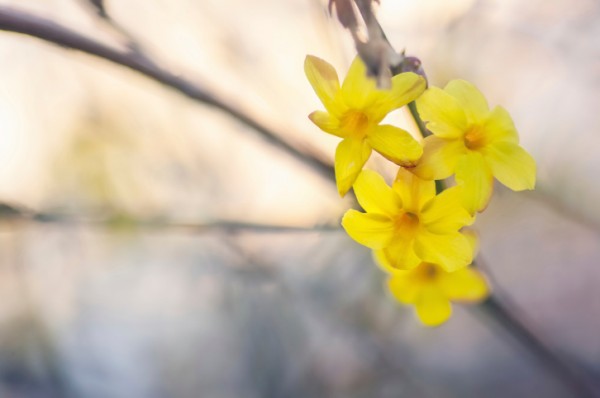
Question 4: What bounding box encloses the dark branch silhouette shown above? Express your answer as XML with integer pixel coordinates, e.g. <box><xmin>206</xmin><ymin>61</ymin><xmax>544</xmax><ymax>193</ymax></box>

<box><xmin>0</xmin><ymin>6</ymin><xmax>335</xmax><ymax>183</ymax></box>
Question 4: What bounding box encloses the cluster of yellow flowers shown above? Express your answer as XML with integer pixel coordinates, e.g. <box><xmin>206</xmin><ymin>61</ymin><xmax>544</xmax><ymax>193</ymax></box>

<box><xmin>305</xmin><ymin>55</ymin><xmax>536</xmax><ymax>326</ymax></box>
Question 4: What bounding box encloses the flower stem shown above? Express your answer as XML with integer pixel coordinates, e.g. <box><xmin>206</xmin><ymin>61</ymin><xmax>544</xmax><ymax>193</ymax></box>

<box><xmin>407</xmin><ymin>101</ymin><xmax>430</xmax><ymax>138</ymax></box>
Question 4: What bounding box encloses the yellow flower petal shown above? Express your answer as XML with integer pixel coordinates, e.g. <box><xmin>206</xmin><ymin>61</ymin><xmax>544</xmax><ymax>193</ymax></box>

<box><xmin>483</xmin><ymin>142</ymin><xmax>536</xmax><ymax>191</ymax></box>
<box><xmin>375</xmin><ymin>236</ymin><xmax>421</xmax><ymax>272</ymax></box>
<box><xmin>341</xmin><ymin>210</ymin><xmax>394</xmax><ymax>249</ymax></box>
<box><xmin>370</xmin><ymin>73</ymin><xmax>426</xmax><ymax>121</ymax></box>
<box><xmin>335</xmin><ymin>138</ymin><xmax>372</xmax><ymax>197</ymax></box>
<box><xmin>420</xmin><ymin>186</ymin><xmax>474</xmax><ymax>233</ymax></box>
<box><xmin>373</xmin><ymin>249</ymin><xmax>393</xmax><ymax>273</ymax></box>
<box><xmin>410</xmin><ymin>135</ymin><xmax>466</xmax><ymax>180</ymax></box>
<box><xmin>416</xmin><ymin>86</ymin><xmax>468</xmax><ymax>139</ymax></box>
<box><xmin>308</xmin><ymin>111</ymin><xmax>344</xmax><ymax>137</ymax></box>
<box><xmin>393</xmin><ymin>168</ymin><xmax>436</xmax><ymax>214</ymax></box>
<box><xmin>444</xmin><ymin>80</ymin><xmax>489</xmax><ymax>122</ymax></box>
<box><xmin>373</xmin><ymin>250</ymin><xmax>395</xmax><ymax>274</ymax></box>
<box><xmin>415</xmin><ymin>287</ymin><xmax>452</xmax><ymax>326</ymax></box>
<box><xmin>367</xmin><ymin>125</ymin><xmax>423</xmax><ymax>166</ymax></box>
<box><xmin>462</xmin><ymin>228</ymin><xmax>480</xmax><ymax>258</ymax></box>
<box><xmin>304</xmin><ymin>55</ymin><xmax>342</xmax><ymax>115</ymax></box>
<box><xmin>439</xmin><ymin>267</ymin><xmax>489</xmax><ymax>302</ymax></box>
<box><xmin>353</xmin><ymin>170</ymin><xmax>401</xmax><ymax>216</ymax></box>
<box><xmin>413</xmin><ymin>231</ymin><xmax>473</xmax><ymax>272</ymax></box>
<box><xmin>388</xmin><ymin>273</ymin><xmax>421</xmax><ymax>304</ymax></box>
<box><xmin>455</xmin><ymin>151</ymin><xmax>494</xmax><ymax>214</ymax></box>
<box><xmin>340</xmin><ymin>56</ymin><xmax>378</xmax><ymax>110</ymax></box>
<box><xmin>482</xmin><ymin>106</ymin><xmax>519</xmax><ymax>145</ymax></box>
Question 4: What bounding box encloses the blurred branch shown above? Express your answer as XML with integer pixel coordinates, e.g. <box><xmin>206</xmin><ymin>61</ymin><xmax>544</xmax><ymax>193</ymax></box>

<box><xmin>81</xmin><ymin>0</ymin><xmax>108</xmax><ymax>19</ymax></box>
<box><xmin>474</xmin><ymin>256</ymin><xmax>597</xmax><ymax>398</ymax></box>
<box><xmin>406</xmin><ymin>94</ymin><xmax>596</xmax><ymax>397</ymax></box>
<box><xmin>0</xmin><ymin>203</ymin><xmax>340</xmax><ymax>234</ymax></box>
<box><xmin>476</xmin><ymin>296</ymin><xmax>597</xmax><ymax>398</ymax></box>
<box><xmin>0</xmin><ymin>6</ymin><xmax>335</xmax><ymax>182</ymax></box>
<box><xmin>76</xmin><ymin>0</ymin><xmax>159</xmax><ymax>68</ymax></box>
<box><xmin>328</xmin><ymin>0</ymin><xmax>427</xmax><ymax>88</ymax></box>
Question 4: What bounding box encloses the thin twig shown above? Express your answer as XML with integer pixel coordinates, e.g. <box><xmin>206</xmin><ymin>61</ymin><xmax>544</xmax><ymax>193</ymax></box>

<box><xmin>0</xmin><ymin>202</ymin><xmax>340</xmax><ymax>233</ymax></box>
<box><xmin>0</xmin><ymin>6</ymin><xmax>334</xmax><ymax>183</ymax></box>
<box><xmin>476</xmin><ymin>296</ymin><xmax>596</xmax><ymax>397</ymax></box>
<box><xmin>473</xmin><ymin>256</ymin><xmax>597</xmax><ymax>397</ymax></box>
<box><xmin>76</xmin><ymin>0</ymin><xmax>159</xmax><ymax>68</ymax></box>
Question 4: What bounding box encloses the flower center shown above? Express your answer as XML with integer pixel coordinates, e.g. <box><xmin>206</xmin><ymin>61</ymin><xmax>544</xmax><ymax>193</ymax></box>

<box><xmin>417</xmin><ymin>263</ymin><xmax>439</xmax><ymax>281</ymax></box>
<box><xmin>394</xmin><ymin>211</ymin><xmax>420</xmax><ymax>237</ymax></box>
<box><xmin>340</xmin><ymin>110</ymin><xmax>369</xmax><ymax>138</ymax></box>
<box><xmin>464</xmin><ymin>125</ymin><xmax>487</xmax><ymax>150</ymax></box>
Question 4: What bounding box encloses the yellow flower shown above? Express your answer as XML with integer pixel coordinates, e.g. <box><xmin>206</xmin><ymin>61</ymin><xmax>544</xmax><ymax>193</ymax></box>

<box><xmin>387</xmin><ymin>262</ymin><xmax>489</xmax><ymax>326</ymax></box>
<box><xmin>342</xmin><ymin>168</ymin><xmax>475</xmax><ymax>272</ymax></box>
<box><xmin>305</xmin><ymin>55</ymin><xmax>426</xmax><ymax>196</ymax></box>
<box><xmin>411</xmin><ymin>80</ymin><xmax>536</xmax><ymax>214</ymax></box>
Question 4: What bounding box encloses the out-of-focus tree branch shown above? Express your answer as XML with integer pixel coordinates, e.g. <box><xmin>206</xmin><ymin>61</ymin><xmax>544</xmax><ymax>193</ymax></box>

<box><xmin>0</xmin><ymin>6</ymin><xmax>335</xmax><ymax>183</ymax></box>
<box><xmin>328</xmin><ymin>0</ymin><xmax>409</xmax><ymax>88</ymax></box>
<box><xmin>77</xmin><ymin>0</ymin><xmax>158</xmax><ymax>66</ymax></box>
<box><xmin>0</xmin><ymin>203</ymin><xmax>340</xmax><ymax>233</ymax></box>
<box><xmin>82</xmin><ymin>0</ymin><xmax>108</xmax><ymax>19</ymax></box>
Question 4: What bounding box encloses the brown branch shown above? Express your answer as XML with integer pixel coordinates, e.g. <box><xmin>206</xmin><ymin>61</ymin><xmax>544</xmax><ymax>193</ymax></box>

<box><xmin>476</xmin><ymin>296</ymin><xmax>596</xmax><ymax>398</ymax></box>
<box><xmin>0</xmin><ymin>6</ymin><xmax>335</xmax><ymax>183</ymax></box>
<box><xmin>0</xmin><ymin>202</ymin><xmax>341</xmax><ymax>233</ymax></box>
<box><xmin>329</xmin><ymin>0</ymin><xmax>404</xmax><ymax>88</ymax></box>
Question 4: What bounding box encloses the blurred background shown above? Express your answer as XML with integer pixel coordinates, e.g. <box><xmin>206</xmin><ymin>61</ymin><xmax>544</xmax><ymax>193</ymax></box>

<box><xmin>0</xmin><ymin>0</ymin><xmax>598</xmax><ymax>397</ymax></box>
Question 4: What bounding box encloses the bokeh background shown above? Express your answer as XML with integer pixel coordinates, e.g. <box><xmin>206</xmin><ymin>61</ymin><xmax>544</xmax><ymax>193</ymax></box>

<box><xmin>0</xmin><ymin>0</ymin><xmax>598</xmax><ymax>397</ymax></box>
